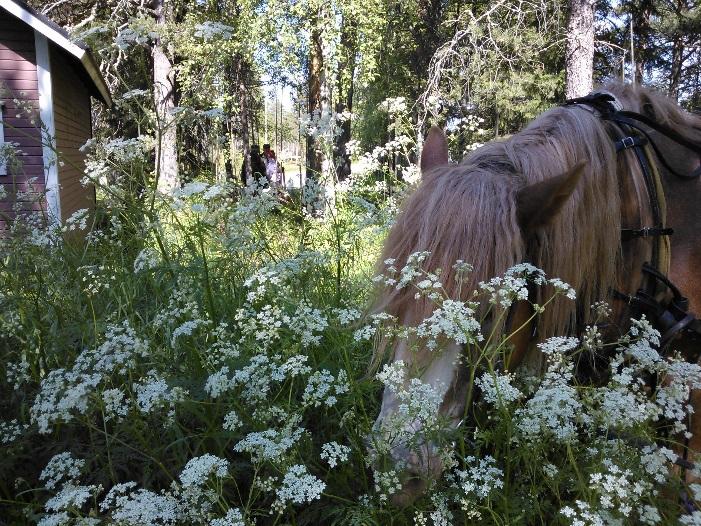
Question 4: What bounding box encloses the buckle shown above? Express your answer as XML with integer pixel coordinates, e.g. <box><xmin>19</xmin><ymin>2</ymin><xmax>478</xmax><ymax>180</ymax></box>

<box><xmin>622</xmin><ymin>136</ymin><xmax>635</xmax><ymax>149</ymax></box>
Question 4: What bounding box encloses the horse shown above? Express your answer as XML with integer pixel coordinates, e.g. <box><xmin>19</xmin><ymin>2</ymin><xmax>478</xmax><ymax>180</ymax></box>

<box><xmin>371</xmin><ymin>83</ymin><xmax>701</xmax><ymax>506</ymax></box>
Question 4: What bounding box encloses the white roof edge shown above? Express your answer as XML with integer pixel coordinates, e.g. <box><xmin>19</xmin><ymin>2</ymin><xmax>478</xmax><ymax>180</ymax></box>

<box><xmin>80</xmin><ymin>53</ymin><xmax>112</xmax><ymax>107</ymax></box>
<box><xmin>1</xmin><ymin>0</ymin><xmax>112</xmax><ymax>107</ymax></box>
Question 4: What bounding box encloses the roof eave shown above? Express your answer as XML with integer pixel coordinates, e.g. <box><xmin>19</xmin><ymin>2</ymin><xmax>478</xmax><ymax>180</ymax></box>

<box><xmin>80</xmin><ymin>52</ymin><xmax>112</xmax><ymax>107</ymax></box>
<box><xmin>1</xmin><ymin>0</ymin><xmax>112</xmax><ymax>107</ymax></box>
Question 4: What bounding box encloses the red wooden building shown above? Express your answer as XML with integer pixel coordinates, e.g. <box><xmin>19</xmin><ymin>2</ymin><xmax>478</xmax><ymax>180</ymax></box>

<box><xmin>0</xmin><ymin>0</ymin><xmax>111</xmax><ymax>230</ymax></box>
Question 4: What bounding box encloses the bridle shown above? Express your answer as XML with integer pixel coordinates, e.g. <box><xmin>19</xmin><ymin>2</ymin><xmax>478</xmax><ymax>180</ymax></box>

<box><xmin>562</xmin><ymin>91</ymin><xmax>701</xmax><ymax>357</ymax></box>
<box><xmin>504</xmin><ymin>92</ymin><xmax>701</xmax><ymax>366</ymax></box>
<box><xmin>496</xmin><ymin>91</ymin><xmax>701</xmax><ymax>490</ymax></box>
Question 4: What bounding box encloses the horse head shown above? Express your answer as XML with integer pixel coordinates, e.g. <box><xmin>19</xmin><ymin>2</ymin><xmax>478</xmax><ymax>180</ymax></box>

<box><xmin>370</xmin><ymin>85</ymin><xmax>701</xmax><ymax>506</ymax></box>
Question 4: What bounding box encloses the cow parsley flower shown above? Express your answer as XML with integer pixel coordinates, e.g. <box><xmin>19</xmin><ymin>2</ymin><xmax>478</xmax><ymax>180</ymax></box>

<box><xmin>516</xmin><ymin>358</ymin><xmax>584</xmax><ymax>442</ymax></box>
<box><xmin>274</xmin><ymin>465</ymin><xmax>326</xmax><ymax>508</ymax></box>
<box><xmin>396</xmin><ymin>251</ymin><xmax>431</xmax><ymax>289</ymax></box>
<box><xmin>680</xmin><ymin>512</ymin><xmax>701</xmax><ymax>525</ymax></box>
<box><xmin>373</xmin><ymin>469</ymin><xmax>402</xmax><ymax>503</ymax></box>
<box><xmin>560</xmin><ymin>501</ymin><xmax>605</xmax><ymax>526</ymax></box>
<box><xmin>171</xmin><ymin>318</ymin><xmax>210</xmax><ymax>346</ymax></box>
<box><xmin>589</xmin><ymin>459</ymin><xmax>648</xmax><ymax>516</ymax></box>
<box><xmin>40</xmin><ymin>453</ymin><xmax>84</xmax><ymax>490</ymax></box>
<box><xmin>133</xmin><ymin>372</ymin><xmax>187</xmax><ymax>422</ymax></box>
<box><xmin>376</xmin><ymin>361</ymin><xmax>406</xmax><ymax>389</ymax></box>
<box><xmin>302</xmin><ymin>369</ymin><xmax>349</xmax><ymax>407</ymax></box>
<box><xmin>320</xmin><ymin>442</ymin><xmax>351</xmax><ymax>468</ymax></box>
<box><xmin>476</xmin><ymin>371</ymin><xmax>523</xmax><ymax>407</ymax></box>
<box><xmin>61</xmin><ymin>208</ymin><xmax>90</xmax><ymax>233</ymax></box>
<box><xmin>6</xmin><ymin>357</ymin><xmax>30</xmax><ymax>390</ymax></box>
<box><xmin>0</xmin><ymin>419</ymin><xmax>27</xmax><ymax>444</ymax></box>
<box><xmin>548</xmin><ymin>278</ymin><xmax>576</xmax><ymax>299</ymax></box>
<box><xmin>234</xmin><ymin>425</ymin><xmax>305</xmax><ymax>463</ymax></box>
<box><xmin>288</xmin><ymin>302</ymin><xmax>328</xmax><ymax>346</ymax></box>
<box><xmin>133</xmin><ymin>247</ymin><xmax>160</xmax><ymax>273</ymax></box>
<box><xmin>416</xmin><ymin>299</ymin><xmax>482</xmax><ymax>349</ymax></box>
<box><xmin>537</xmin><ymin>336</ymin><xmax>579</xmax><ymax>355</ymax></box>
<box><xmin>102</xmin><ymin>388</ymin><xmax>129</xmax><ymax>421</ymax></box>
<box><xmin>333</xmin><ymin>307</ymin><xmax>362</xmax><ymax>325</ymax></box>
<box><xmin>223</xmin><ymin>411</ymin><xmax>241</xmax><ymax>432</ymax></box>
<box><xmin>455</xmin><ymin>456</ymin><xmax>504</xmax><ymax>500</ymax></box>
<box><xmin>101</xmin><ymin>485</ymin><xmax>181</xmax><ymax>524</ymax></box>
<box><xmin>640</xmin><ymin>446</ymin><xmax>675</xmax><ymax>484</ymax></box>
<box><xmin>45</xmin><ymin>483</ymin><xmax>101</xmax><ymax>513</ymax></box>
<box><xmin>638</xmin><ymin>505</ymin><xmax>661</xmax><ymax>525</ymax></box>
<box><xmin>210</xmin><ymin>508</ymin><xmax>245</xmax><ymax>526</ymax></box>
<box><xmin>179</xmin><ymin>454</ymin><xmax>229</xmax><ymax>487</ymax></box>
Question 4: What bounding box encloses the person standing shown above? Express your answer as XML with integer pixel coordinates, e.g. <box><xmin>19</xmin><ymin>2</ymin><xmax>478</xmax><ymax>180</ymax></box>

<box><xmin>263</xmin><ymin>143</ymin><xmax>282</xmax><ymax>187</ymax></box>
<box><xmin>241</xmin><ymin>144</ymin><xmax>268</xmax><ymax>186</ymax></box>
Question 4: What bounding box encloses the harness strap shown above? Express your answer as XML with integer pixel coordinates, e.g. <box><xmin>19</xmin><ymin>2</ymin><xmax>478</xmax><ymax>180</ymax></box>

<box><xmin>621</xmin><ymin>227</ymin><xmax>674</xmax><ymax>241</ymax></box>
<box><xmin>565</xmin><ymin>92</ymin><xmax>701</xmax><ymax>180</ymax></box>
<box><xmin>613</xmin><ymin>263</ymin><xmax>701</xmax><ymax>349</ymax></box>
<box><xmin>563</xmin><ymin>92</ymin><xmax>701</xmax><ymax>355</ymax></box>
<box><xmin>606</xmin><ymin>113</ymin><xmax>701</xmax><ymax>181</ymax></box>
<box><xmin>616</xmin><ymin>135</ymin><xmax>648</xmax><ymax>152</ymax></box>
<box><xmin>615</xmin><ymin>110</ymin><xmax>701</xmax><ymax>159</ymax></box>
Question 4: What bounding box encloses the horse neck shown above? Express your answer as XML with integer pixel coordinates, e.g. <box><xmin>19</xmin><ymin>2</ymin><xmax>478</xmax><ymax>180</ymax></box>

<box><xmin>665</xmin><ymin>174</ymin><xmax>701</xmax><ymax>314</ymax></box>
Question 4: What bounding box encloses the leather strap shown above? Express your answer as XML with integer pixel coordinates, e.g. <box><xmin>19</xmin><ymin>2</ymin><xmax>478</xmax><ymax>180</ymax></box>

<box><xmin>616</xmin><ymin>135</ymin><xmax>648</xmax><ymax>152</ymax></box>
<box><xmin>621</xmin><ymin>227</ymin><xmax>674</xmax><ymax>241</ymax></box>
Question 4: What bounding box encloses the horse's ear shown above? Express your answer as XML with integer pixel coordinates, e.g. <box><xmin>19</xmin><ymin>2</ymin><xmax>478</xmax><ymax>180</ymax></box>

<box><xmin>421</xmin><ymin>126</ymin><xmax>449</xmax><ymax>172</ymax></box>
<box><xmin>516</xmin><ymin>162</ymin><xmax>585</xmax><ymax>233</ymax></box>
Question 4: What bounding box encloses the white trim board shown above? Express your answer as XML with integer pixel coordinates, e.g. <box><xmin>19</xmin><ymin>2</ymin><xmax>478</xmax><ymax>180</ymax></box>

<box><xmin>35</xmin><ymin>31</ymin><xmax>60</xmax><ymax>225</ymax></box>
<box><xmin>0</xmin><ymin>0</ymin><xmax>112</xmax><ymax>106</ymax></box>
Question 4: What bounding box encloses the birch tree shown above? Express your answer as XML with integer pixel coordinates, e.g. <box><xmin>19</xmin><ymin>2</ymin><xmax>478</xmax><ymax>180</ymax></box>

<box><xmin>152</xmin><ymin>0</ymin><xmax>178</xmax><ymax>192</ymax></box>
<box><xmin>565</xmin><ymin>0</ymin><xmax>595</xmax><ymax>99</ymax></box>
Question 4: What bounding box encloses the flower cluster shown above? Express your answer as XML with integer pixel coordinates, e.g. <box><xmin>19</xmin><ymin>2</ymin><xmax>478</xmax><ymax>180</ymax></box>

<box><xmin>193</xmin><ymin>21</ymin><xmax>234</xmax><ymax>40</ymax></box>
<box><xmin>31</xmin><ymin>322</ymin><xmax>149</xmax><ymax>433</ymax></box>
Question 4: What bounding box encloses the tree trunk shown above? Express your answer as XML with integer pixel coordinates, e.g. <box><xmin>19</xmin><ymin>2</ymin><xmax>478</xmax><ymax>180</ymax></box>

<box><xmin>409</xmin><ymin>0</ymin><xmax>444</xmax><ymax>102</ymax></box>
<box><xmin>152</xmin><ymin>0</ymin><xmax>178</xmax><ymax>191</ymax></box>
<box><xmin>565</xmin><ymin>0</ymin><xmax>595</xmax><ymax>99</ymax></box>
<box><xmin>669</xmin><ymin>36</ymin><xmax>684</xmax><ymax>100</ymax></box>
<box><xmin>334</xmin><ymin>17</ymin><xmax>357</xmax><ymax>182</ymax></box>
<box><xmin>632</xmin><ymin>0</ymin><xmax>653</xmax><ymax>84</ymax></box>
<box><xmin>238</xmin><ymin>60</ymin><xmax>252</xmax><ymax>185</ymax></box>
<box><xmin>306</xmin><ymin>22</ymin><xmax>323</xmax><ymax>183</ymax></box>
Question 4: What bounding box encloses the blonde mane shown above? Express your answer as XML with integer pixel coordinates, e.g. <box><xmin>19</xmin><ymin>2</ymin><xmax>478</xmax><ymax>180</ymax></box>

<box><xmin>373</xmin><ymin>84</ymin><xmax>701</xmax><ymax>362</ymax></box>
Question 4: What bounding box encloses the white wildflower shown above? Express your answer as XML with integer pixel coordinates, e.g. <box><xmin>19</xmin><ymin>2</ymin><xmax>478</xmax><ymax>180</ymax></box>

<box><xmin>302</xmin><ymin>369</ymin><xmax>349</xmax><ymax>407</ymax></box>
<box><xmin>233</xmin><ymin>425</ymin><xmax>304</xmax><ymax>463</ymax></box>
<box><xmin>210</xmin><ymin>508</ymin><xmax>245</xmax><ymax>526</ymax></box>
<box><xmin>476</xmin><ymin>371</ymin><xmax>523</xmax><ymax>407</ymax></box>
<box><xmin>40</xmin><ymin>453</ymin><xmax>84</xmax><ymax>490</ymax></box>
<box><xmin>102</xmin><ymin>388</ymin><xmax>129</xmax><ymax>421</ymax></box>
<box><xmin>223</xmin><ymin>411</ymin><xmax>241</xmax><ymax>432</ymax></box>
<box><xmin>179</xmin><ymin>454</ymin><xmax>229</xmax><ymax>487</ymax></box>
<box><xmin>455</xmin><ymin>456</ymin><xmax>504</xmax><ymax>500</ymax></box>
<box><xmin>274</xmin><ymin>465</ymin><xmax>326</xmax><ymax>507</ymax></box>
<box><xmin>320</xmin><ymin>442</ymin><xmax>351</xmax><ymax>468</ymax></box>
